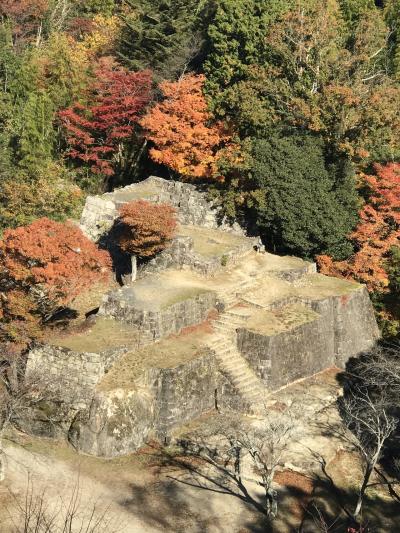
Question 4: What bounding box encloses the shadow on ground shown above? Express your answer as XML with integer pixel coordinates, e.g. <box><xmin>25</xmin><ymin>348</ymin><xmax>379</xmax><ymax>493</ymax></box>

<box><xmin>117</xmin><ymin>443</ymin><xmax>400</xmax><ymax>533</ymax></box>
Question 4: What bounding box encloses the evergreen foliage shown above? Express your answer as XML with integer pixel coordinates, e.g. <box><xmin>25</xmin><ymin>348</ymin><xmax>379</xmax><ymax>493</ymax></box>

<box><xmin>0</xmin><ymin>0</ymin><xmax>398</xmax><ymax>340</ymax></box>
<box><xmin>118</xmin><ymin>0</ymin><xmax>209</xmax><ymax>79</ymax></box>
<box><xmin>252</xmin><ymin>133</ymin><xmax>358</xmax><ymax>259</ymax></box>
<box><xmin>204</xmin><ymin>0</ymin><xmax>288</xmax><ymax>120</ymax></box>
<box><xmin>339</xmin><ymin>0</ymin><xmax>376</xmax><ymax>24</ymax></box>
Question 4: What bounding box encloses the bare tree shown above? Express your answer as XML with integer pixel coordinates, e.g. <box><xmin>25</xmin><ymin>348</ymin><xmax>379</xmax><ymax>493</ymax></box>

<box><xmin>174</xmin><ymin>409</ymin><xmax>295</xmax><ymax>520</ymax></box>
<box><xmin>0</xmin><ymin>355</ymin><xmax>73</xmax><ymax>481</ymax></box>
<box><xmin>8</xmin><ymin>477</ymin><xmax>121</xmax><ymax>533</ymax></box>
<box><xmin>339</xmin><ymin>386</ymin><xmax>397</xmax><ymax>521</ymax></box>
<box><xmin>349</xmin><ymin>343</ymin><xmax>400</xmax><ymax>397</ymax></box>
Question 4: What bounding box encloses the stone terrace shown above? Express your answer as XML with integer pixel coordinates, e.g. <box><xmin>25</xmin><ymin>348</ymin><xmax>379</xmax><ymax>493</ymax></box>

<box><xmin>24</xmin><ymin>178</ymin><xmax>380</xmax><ymax>457</ymax></box>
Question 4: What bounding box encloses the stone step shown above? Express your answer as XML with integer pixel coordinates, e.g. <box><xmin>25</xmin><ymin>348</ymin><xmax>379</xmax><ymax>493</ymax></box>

<box><xmin>215</xmin><ymin>316</ymin><xmax>244</xmax><ymax>326</ymax></box>
<box><xmin>241</xmin><ymin>389</ymin><xmax>263</xmax><ymax>400</ymax></box>
<box><xmin>213</xmin><ymin>325</ymin><xmax>234</xmax><ymax>333</ymax></box>
<box><xmin>236</xmin><ymin>372</ymin><xmax>262</xmax><ymax>384</ymax></box>
<box><xmin>219</xmin><ymin>355</ymin><xmax>247</xmax><ymax>366</ymax></box>
<box><xmin>221</xmin><ymin>365</ymin><xmax>250</xmax><ymax>376</ymax></box>
<box><xmin>224</xmin><ymin>310</ymin><xmax>250</xmax><ymax>319</ymax></box>
<box><xmin>215</xmin><ymin>353</ymin><xmax>238</xmax><ymax>362</ymax></box>
<box><xmin>207</xmin><ymin>315</ymin><xmax>267</xmax><ymax>409</ymax></box>
<box><xmin>235</xmin><ymin>386</ymin><xmax>263</xmax><ymax>399</ymax></box>
<box><xmin>219</xmin><ymin>295</ymin><xmax>238</xmax><ymax>304</ymax></box>
<box><xmin>213</xmin><ymin>324</ymin><xmax>238</xmax><ymax>332</ymax></box>
<box><xmin>220</xmin><ymin>359</ymin><xmax>258</xmax><ymax>378</ymax></box>
<box><xmin>214</xmin><ymin>318</ymin><xmax>239</xmax><ymax>326</ymax></box>
<box><xmin>215</xmin><ymin>349</ymin><xmax>236</xmax><ymax>358</ymax></box>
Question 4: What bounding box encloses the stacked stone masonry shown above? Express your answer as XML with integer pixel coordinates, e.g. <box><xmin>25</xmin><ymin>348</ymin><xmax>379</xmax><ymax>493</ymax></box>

<box><xmin>25</xmin><ymin>178</ymin><xmax>380</xmax><ymax>457</ymax></box>
<box><xmin>80</xmin><ymin>176</ymin><xmax>243</xmax><ymax>242</ymax></box>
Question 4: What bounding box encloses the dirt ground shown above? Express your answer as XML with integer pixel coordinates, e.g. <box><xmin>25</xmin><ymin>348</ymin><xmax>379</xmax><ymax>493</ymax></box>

<box><xmin>0</xmin><ymin>434</ymin><xmax>260</xmax><ymax>533</ymax></box>
<box><xmin>0</xmin><ymin>371</ymin><xmax>398</xmax><ymax>533</ymax></box>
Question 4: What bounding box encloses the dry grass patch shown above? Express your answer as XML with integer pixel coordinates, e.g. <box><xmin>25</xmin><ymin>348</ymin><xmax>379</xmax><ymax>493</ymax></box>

<box><xmin>245</xmin><ymin>303</ymin><xmax>318</xmax><ymax>336</ymax></box>
<box><xmin>177</xmin><ymin>225</ymin><xmax>250</xmax><ymax>258</ymax></box>
<box><xmin>98</xmin><ymin>328</ymin><xmax>212</xmax><ymax>392</ymax></box>
<box><xmin>47</xmin><ymin>317</ymin><xmax>140</xmax><ymax>353</ymax></box>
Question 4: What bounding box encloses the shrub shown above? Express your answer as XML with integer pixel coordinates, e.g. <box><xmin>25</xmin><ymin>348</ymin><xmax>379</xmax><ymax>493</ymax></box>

<box><xmin>0</xmin><ymin>168</ymin><xmax>84</xmax><ymax>233</ymax></box>
<box><xmin>0</xmin><ymin>218</ymin><xmax>111</xmax><ymax>350</ymax></box>
<box><xmin>317</xmin><ymin>163</ymin><xmax>400</xmax><ymax>292</ymax></box>
<box><xmin>117</xmin><ymin>200</ymin><xmax>177</xmax><ymax>258</ymax></box>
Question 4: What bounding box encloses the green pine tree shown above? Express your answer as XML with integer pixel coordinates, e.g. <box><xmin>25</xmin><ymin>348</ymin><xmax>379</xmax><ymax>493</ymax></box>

<box><xmin>204</xmin><ymin>0</ymin><xmax>290</xmax><ymax>118</ymax></box>
<box><xmin>251</xmin><ymin>132</ymin><xmax>359</xmax><ymax>260</ymax></box>
<box><xmin>339</xmin><ymin>0</ymin><xmax>376</xmax><ymax>25</ymax></box>
<box><xmin>118</xmin><ymin>0</ymin><xmax>210</xmax><ymax>79</ymax></box>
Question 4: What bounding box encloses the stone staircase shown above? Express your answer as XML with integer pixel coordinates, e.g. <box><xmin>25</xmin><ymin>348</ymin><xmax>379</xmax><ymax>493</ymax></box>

<box><xmin>217</xmin><ymin>275</ymin><xmax>259</xmax><ymax>309</ymax></box>
<box><xmin>208</xmin><ymin>309</ymin><xmax>266</xmax><ymax>411</ymax></box>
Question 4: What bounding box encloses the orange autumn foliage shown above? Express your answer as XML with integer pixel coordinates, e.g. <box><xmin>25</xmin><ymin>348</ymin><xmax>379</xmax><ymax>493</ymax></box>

<box><xmin>317</xmin><ymin>163</ymin><xmax>400</xmax><ymax>292</ymax></box>
<box><xmin>0</xmin><ymin>218</ymin><xmax>111</xmax><ymax>348</ymax></box>
<box><xmin>117</xmin><ymin>200</ymin><xmax>177</xmax><ymax>258</ymax></box>
<box><xmin>140</xmin><ymin>74</ymin><xmax>237</xmax><ymax>180</ymax></box>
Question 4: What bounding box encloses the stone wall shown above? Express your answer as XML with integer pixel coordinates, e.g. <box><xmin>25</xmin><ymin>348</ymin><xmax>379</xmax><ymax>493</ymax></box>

<box><xmin>25</xmin><ymin>340</ymin><xmax>246</xmax><ymax>457</ymax></box>
<box><xmin>331</xmin><ymin>287</ymin><xmax>380</xmax><ymax>367</ymax></box>
<box><xmin>237</xmin><ymin>287</ymin><xmax>380</xmax><ymax>390</ymax></box>
<box><xmin>24</xmin><ymin>285</ymin><xmax>380</xmax><ymax>457</ymax></box>
<box><xmin>99</xmin><ymin>290</ymin><xmax>217</xmax><ymax>341</ymax></box>
<box><xmin>80</xmin><ymin>196</ymin><xmax>117</xmax><ymax>241</ymax></box>
<box><xmin>139</xmin><ymin>234</ymin><xmax>256</xmax><ymax>278</ymax></box>
<box><xmin>70</xmin><ymin>352</ymin><xmax>226</xmax><ymax>457</ymax></box>
<box><xmin>26</xmin><ymin>345</ymin><xmax>110</xmax><ymax>409</ymax></box>
<box><xmin>155</xmin><ymin>352</ymin><xmax>218</xmax><ymax>437</ymax></box>
<box><xmin>69</xmin><ymin>386</ymin><xmax>158</xmax><ymax>457</ymax></box>
<box><xmin>24</xmin><ymin>343</ymin><xmax>132</xmax><ymax>437</ymax></box>
<box><xmin>80</xmin><ymin>176</ymin><xmax>243</xmax><ymax>241</ymax></box>
<box><xmin>237</xmin><ymin>313</ymin><xmax>335</xmax><ymax>390</ymax></box>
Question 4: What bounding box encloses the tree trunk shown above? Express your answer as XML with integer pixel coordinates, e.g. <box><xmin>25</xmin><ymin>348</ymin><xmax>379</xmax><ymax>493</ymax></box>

<box><xmin>353</xmin><ymin>462</ymin><xmax>374</xmax><ymax>519</ymax></box>
<box><xmin>131</xmin><ymin>255</ymin><xmax>137</xmax><ymax>282</ymax></box>
<box><xmin>266</xmin><ymin>488</ymin><xmax>278</xmax><ymax>518</ymax></box>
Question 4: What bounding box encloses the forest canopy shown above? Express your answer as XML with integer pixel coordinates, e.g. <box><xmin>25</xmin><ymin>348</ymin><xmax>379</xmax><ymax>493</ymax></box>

<box><xmin>0</xmin><ymin>0</ymin><xmax>399</xmax><ymax>337</ymax></box>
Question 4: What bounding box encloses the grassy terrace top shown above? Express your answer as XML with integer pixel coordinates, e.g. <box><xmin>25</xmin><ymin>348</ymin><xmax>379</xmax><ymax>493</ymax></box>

<box><xmin>243</xmin><ymin>272</ymin><xmax>361</xmax><ymax>309</ymax></box>
<box><xmin>244</xmin><ymin>303</ymin><xmax>319</xmax><ymax>336</ymax></box>
<box><xmin>103</xmin><ymin>181</ymin><xmax>160</xmax><ymax>203</ymax></box>
<box><xmin>177</xmin><ymin>225</ymin><xmax>250</xmax><ymax>258</ymax></box>
<box><xmin>112</xmin><ymin>275</ymin><xmax>213</xmax><ymax>312</ymax></box>
<box><xmin>98</xmin><ymin>327</ymin><xmax>211</xmax><ymax>392</ymax></box>
<box><xmin>47</xmin><ymin>318</ymin><xmax>140</xmax><ymax>353</ymax></box>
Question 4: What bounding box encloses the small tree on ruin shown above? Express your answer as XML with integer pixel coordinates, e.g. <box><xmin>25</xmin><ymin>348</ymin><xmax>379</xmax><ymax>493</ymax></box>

<box><xmin>117</xmin><ymin>200</ymin><xmax>177</xmax><ymax>259</ymax></box>
<box><xmin>0</xmin><ymin>217</ymin><xmax>111</xmax><ymax>352</ymax></box>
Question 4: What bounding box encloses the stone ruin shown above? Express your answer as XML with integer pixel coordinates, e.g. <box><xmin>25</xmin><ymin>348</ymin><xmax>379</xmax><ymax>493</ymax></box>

<box><xmin>25</xmin><ymin>176</ymin><xmax>380</xmax><ymax>458</ymax></box>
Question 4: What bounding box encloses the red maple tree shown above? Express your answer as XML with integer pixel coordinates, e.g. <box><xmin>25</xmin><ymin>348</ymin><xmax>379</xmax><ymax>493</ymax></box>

<box><xmin>0</xmin><ymin>218</ymin><xmax>111</xmax><ymax>348</ymax></box>
<box><xmin>317</xmin><ymin>163</ymin><xmax>400</xmax><ymax>291</ymax></box>
<box><xmin>59</xmin><ymin>58</ymin><xmax>153</xmax><ymax>179</ymax></box>
<box><xmin>0</xmin><ymin>0</ymin><xmax>48</xmax><ymax>46</ymax></box>
<box><xmin>117</xmin><ymin>200</ymin><xmax>177</xmax><ymax>258</ymax></box>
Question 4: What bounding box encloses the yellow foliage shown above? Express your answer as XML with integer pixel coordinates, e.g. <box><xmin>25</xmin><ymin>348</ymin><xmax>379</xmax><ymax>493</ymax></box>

<box><xmin>75</xmin><ymin>15</ymin><xmax>121</xmax><ymax>60</ymax></box>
